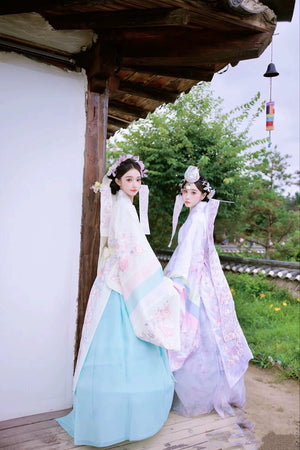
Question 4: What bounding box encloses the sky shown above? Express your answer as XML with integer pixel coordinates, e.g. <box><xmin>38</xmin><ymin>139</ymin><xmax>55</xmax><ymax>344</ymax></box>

<box><xmin>210</xmin><ymin>1</ymin><xmax>299</xmax><ymax>195</ymax></box>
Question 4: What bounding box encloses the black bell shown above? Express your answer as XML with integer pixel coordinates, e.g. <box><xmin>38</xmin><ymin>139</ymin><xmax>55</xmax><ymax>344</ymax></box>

<box><xmin>263</xmin><ymin>63</ymin><xmax>279</xmax><ymax>77</ymax></box>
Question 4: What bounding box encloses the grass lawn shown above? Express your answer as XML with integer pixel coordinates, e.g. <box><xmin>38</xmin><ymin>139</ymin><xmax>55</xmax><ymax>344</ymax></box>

<box><xmin>225</xmin><ymin>272</ymin><xmax>300</xmax><ymax>379</ymax></box>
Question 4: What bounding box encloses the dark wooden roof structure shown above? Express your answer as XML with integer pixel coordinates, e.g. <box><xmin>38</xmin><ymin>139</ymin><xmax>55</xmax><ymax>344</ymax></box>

<box><xmin>0</xmin><ymin>1</ymin><xmax>295</xmax><ymax>139</ymax></box>
<box><xmin>0</xmin><ymin>0</ymin><xmax>295</xmax><ymax>361</ymax></box>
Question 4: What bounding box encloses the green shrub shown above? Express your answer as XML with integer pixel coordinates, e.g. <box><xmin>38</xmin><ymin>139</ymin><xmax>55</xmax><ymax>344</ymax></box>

<box><xmin>226</xmin><ymin>272</ymin><xmax>300</xmax><ymax>378</ymax></box>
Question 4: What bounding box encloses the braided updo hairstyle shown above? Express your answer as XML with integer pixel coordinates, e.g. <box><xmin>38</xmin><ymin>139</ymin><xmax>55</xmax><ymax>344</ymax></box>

<box><xmin>108</xmin><ymin>158</ymin><xmax>142</xmax><ymax>195</ymax></box>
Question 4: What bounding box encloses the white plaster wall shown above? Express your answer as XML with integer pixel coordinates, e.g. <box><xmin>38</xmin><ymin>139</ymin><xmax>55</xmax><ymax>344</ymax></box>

<box><xmin>0</xmin><ymin>53</ymin><xmax>86</xmax><ymax>420</ymax></box>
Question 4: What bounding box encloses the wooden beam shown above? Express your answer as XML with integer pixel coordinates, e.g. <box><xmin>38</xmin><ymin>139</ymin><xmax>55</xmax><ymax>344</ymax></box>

<box><xmin>0</xmin><ymin>0</ymin><xmax>111</xmax><ymax>15</ymax></box>
<box><xmin>78</xmin><ymin>38</ymin><xmax>121</xmax><ymax>87</ymax></box>
<box><xmin>46</xmin><ymin>8</ymin><xmax>194</xmax><ymax>30</ymax></box>
<box><xmin>0</xmin><ymin>0</ymin><xmax>278</xmax><ymax>33</ymax></box>
<box><xmin>108</xmin><ymin>117</ymin><xmax>130</xmax><ymax>129</ymax></box>
<box><xmin>45</xmin><ymin>8</ymin><xmax>274</xmax><ymax>37</ymax></box>
<box><xmin>170</xmin><ymin>0</ymin><xmax>277</xmax><ymax>33</ymax></box>
<box><xmin>107</xmin><ymin>114</ymin><xmax>132</xmax><ymax>125</ymax></box>
<box><xmin>117</xmin><ymin>80</ymin><xmax>179</xmax><ymax>103</ymax></box>
<box><xmin>0</xmin><ymin>1</ymin><xmax>48</xmax><ymax>14</ymax></box>
<box><xmin>75</xmin><ymin>37</ymin><xmax>119</xmax><ymax>363</ymax></box>
<box><xmin>75</xmin><ymin>85</ymin><xmax>108</xmax><ymax>365</ymax></box>
<box><xmin>45</xmin><ymin>6</ymin><xmax>263</xmax><ymax>33</ymax></box>
<box><xmin>119</xmin><ymin>30</ymin><xmax>273</xmax><ymax>66</ymax></box>
<box><xmin>121</xmin><ymin>65</ymin><xmax>214</xmax><ymax>81</ymax></box>
<box><xmin>107</xmin><ymin>124</ymin><xmax>120</xmax><ymax>133</ymax></box>
<box><xmin>108</xmin><ymin>99</ymin><xmax>149</xmax><ymax>120</ymax></box>
<box><xmin>93</xmin><ymin>76</ymin><xmax>180</xmax><ymax>103</ymax></box>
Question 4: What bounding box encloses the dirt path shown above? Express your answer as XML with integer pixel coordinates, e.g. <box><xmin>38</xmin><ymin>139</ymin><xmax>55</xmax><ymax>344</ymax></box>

<box><xmin>244</xmin><ymin>364</ymin><xmax>299</xmax><ymax>449</ymax></box>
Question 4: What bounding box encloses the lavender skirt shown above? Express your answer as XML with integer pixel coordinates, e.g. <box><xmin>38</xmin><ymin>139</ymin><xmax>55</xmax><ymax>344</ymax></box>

<box><xmin>172</xmin><ymin>285</ymin><xmax>246</xmax><ymax>418</ymax></box>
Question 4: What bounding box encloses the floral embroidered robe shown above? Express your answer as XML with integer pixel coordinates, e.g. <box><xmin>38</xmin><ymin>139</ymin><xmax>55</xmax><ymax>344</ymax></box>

<box><xmin>165</xmin><ymin>199</ymin><xmax>253</xmax><ymax>388</ymax></box>
<box><xmin>74</xmin><ymin>189</ymin><xmax>181</xmax><ymax>390</ymax></box>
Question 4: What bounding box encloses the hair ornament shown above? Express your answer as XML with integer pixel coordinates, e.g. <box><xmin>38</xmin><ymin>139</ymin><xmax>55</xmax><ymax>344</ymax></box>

<box><xmin>184</xmin><ymin>165</ymin><xmax>200</xmax><ymax>183</ymax></box>
<box><xmin>207</xmin><ymin>189</ymin><xmax>215</xmax><ymax>200</ymax></box>
<box><xmin>90</xmin><ymin>181</ymin><xmax>102</xmax><ymax>193</ymax></box>
<box><xmin>202</xmin><ymin>180</ymin><xmax>215</xmax><ymax>199</ymax></box>
<box><xmin>107</xmin><ymin>154</ymin><xmax>148</xmax><ymax>178</ymax></box>
<box><xmin>184</xmin><ymin>166</ymin><xmax>215</xmax><ymax>199</ymax></box>
<box><xmin>184</xmin><ymin>165</ymin><xmax>215</xmax><ymax>198</ymax></box>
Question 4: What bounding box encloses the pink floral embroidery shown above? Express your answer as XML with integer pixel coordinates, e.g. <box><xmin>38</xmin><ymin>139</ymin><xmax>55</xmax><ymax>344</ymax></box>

<box><xmin>140</xmin><ymin>302</ymin><xmax>177</xmax><ymax>347</ymax></box>
<box><xmin>134</xmin><ymin>245</ymin><xmax>144</xmax><ymax>254</ymax></box>
<box><xmin>119</xmin><ymin>256</ymin><xmax>129</xmax><ymax>272</ymax></box>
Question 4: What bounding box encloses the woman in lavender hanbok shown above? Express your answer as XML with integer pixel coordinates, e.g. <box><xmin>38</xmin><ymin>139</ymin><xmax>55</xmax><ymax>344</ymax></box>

<box><xmin>165</xmin><ymin>166</ymin><xmax>253</xmax><ymax>418</ymax></box>
<box><xmin>57</xmin><ymin>156</ymin><xmax>181</xmax><ymax>447</ymax></box>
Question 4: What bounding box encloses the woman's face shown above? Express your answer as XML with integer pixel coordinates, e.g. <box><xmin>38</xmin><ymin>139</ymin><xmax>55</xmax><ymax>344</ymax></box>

<box><xmin>181</xmin><ymin>183</ymin><xmax>206</xmax><ymax>210</ymax></box>
<box><xmin>116</xmin><ymin>168</ymin><xmax>142</xmax><ymax>201</ymax></box>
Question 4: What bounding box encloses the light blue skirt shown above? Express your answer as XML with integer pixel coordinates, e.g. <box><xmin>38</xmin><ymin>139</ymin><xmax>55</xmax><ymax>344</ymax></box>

<box><xmin>57</xmin><ymin>290</ymin><xmax>174</xmax><ymax>447</ymax></box>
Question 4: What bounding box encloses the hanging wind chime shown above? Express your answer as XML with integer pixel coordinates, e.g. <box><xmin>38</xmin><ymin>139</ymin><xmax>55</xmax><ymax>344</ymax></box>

<box><xmin>264</xmin><ymin>39</ymin><xmax>279</xmax><ymax>147</ymax></box>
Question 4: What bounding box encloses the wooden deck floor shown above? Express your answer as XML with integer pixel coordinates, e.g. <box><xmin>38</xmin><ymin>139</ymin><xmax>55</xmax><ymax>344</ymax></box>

<box><xmin>0</xmin><ymin>408</ymin><xmax>258</xmax><ymax>450</ymax></box>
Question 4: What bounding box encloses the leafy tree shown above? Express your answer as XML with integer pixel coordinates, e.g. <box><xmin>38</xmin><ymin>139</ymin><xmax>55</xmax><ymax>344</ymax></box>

<box><xmin>244</xmin><ymin>147</ymin><xmax>294</xmax><ymax>191</ymax></box>
<box><xmin>285</xmin><ymin>191</ymin><xmax>300</xmax><ymax>211</ymax></box>
<box><xmin>108</xmin><ymin>83</ymin><xmax>265</xmax><ymax>248</ymax></box>
<box><xmin>239</xmin><ymin>148</ymin><xmax>298</xmax><ymax>258</ymax></box>
<box><xmin>272</xmin><ymin>229</ymin><xmax>300</xmax><ymax>262</ymax></box>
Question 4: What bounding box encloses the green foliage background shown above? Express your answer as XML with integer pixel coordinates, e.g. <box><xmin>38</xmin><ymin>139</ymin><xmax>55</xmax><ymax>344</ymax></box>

<box><xmin>238</xmin><ymin>148</ymin><xmax>299</xmax><ymax>258</ymax></box>
<box><xmin>226</xmin><ymin>273</ymin><xmax>300</xmax><ymax>379</ymax></box>
<box><xmin>108</xmin><ymin>83</ymin><xmax>265</xmax><ymax>248</ymax></box>
<box><xmin>107</xmin><ymin>82</ymin><xmax>299</xmax><ymax>258</ymax></box>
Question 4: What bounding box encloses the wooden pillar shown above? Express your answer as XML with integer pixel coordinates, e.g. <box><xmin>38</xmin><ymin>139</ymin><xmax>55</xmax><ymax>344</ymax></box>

<box><xmin>75</xmin><ymin>81</ymin><xmax>109</xmax><ymax>365</ymax></box>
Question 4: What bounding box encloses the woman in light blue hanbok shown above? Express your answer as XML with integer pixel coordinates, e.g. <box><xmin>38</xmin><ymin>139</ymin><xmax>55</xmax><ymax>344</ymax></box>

<box><xmin>57</xmin><ymin>156</ymin><xmax>181</xmax><ymax>447</ymax></box>
<box><xmin>165</xmin><ymin>166</ymin><xmax>253</xmax><ymax>418</ymax></box>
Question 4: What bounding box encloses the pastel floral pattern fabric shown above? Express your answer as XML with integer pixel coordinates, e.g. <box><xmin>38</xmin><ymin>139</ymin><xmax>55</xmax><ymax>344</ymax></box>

<box><xmin>165</xmin><ymin>200</ymin><xmax>253</xmax><ymax>388</ymax></box>
<box><xmin>74</xmin><ymin>189</ymin><xmax>181</xmax><ymax>390</ymax></box>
